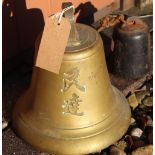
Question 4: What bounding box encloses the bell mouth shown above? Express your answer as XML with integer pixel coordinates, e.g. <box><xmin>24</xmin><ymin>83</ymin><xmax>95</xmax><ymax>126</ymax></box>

<box><xmin>13</xmin><ymin>86</ymin><xmax>131</xmax><ymax>155</ymax></box>
<box><xmin>65</xmin><ymin>23</ymin><xmax>98</xmax><ymax>52</ymax></box>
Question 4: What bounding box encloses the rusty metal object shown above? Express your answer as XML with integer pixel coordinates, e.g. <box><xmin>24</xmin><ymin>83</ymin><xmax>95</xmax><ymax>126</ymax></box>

<box><xmin>96</xmin><ymin>13</ymin><xmax>152</xmax><ymax>96</ymax></box>
<box><xmin>112</xmin><ymin>17</ymin><xmax>151</xmax><ymax>79</ymax></box>
<box><xmin>97</xmin><ymin>14</ymin><xmax>135</xmax><ymax>32</ymax></box>
<box><xmin>97</xmin><ymin>14</ymin><xmax>126</xmax><ymax>32</ymax></box>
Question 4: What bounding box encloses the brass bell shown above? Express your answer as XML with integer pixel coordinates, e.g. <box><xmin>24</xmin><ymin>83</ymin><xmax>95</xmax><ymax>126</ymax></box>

<box><xmin>13</xmin><ymin>7</ymin><xmax>131</xmax><ymax>155</ymax></box>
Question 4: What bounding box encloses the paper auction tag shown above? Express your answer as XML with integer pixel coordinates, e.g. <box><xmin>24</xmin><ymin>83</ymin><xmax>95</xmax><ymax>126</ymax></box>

<box><xmin>35</xmin><ymin>16</ymin><xmax>71</xmax><ymax>74</ymax></box>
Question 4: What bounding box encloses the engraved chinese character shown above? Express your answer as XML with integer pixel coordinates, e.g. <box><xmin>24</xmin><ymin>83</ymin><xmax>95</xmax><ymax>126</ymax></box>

<box><xmin>61</xmin><ymin>67</ymin><xmax>86</xmax><ymax>92</ymax></box>
<box><xmin>62</xmin><ymin>93</ymin><xmax>84</xmax><ymax>116</ymax></box>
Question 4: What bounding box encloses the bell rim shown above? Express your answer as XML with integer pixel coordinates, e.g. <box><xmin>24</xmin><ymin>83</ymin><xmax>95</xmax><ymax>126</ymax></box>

<box><xmin>13</xmin><ymin>87</ymin><xmax>131</xmax><ymax>155</ymax></box>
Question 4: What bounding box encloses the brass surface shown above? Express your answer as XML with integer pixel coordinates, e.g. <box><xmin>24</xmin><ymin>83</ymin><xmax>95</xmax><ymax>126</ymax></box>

<box><xmin>13</xmin><ymin>24</ymin><xmax>131</xmax><ymax>155</ymax></box>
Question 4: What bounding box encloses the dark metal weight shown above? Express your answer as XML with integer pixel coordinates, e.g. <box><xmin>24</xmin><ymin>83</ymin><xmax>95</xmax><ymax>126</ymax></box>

<box><xmin>113</xmin><ymin>18</ymin><xmax>150</xmax><ymax>79</ymax></box>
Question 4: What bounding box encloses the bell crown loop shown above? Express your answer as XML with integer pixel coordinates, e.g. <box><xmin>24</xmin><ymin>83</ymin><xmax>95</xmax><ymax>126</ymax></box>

<box><xmin>61</xmin><ymin>4</ymin><xmax>98</xmax><ymax>52</ymax></box>
<box><xmin>63</xmin><ymin>4</ymin><xmax>80</xmax><ymax>46</ymax></box>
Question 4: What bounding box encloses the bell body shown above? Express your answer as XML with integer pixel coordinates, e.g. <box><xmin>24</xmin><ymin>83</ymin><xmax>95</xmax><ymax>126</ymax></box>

<box><xmin>13</xmin><ymin>24</ymin><xmax>131</xmax><ymax>155</ymax></box>
<box><xmin>113</xmin><ymin>18</ymin><xmax>150</xmax><ymax>79</ymax></box>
